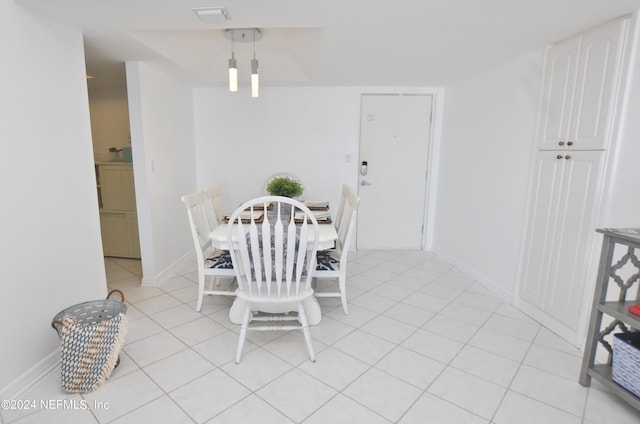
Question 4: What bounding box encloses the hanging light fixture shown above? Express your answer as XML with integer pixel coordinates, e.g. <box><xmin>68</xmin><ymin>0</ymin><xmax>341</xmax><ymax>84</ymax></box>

<box><xmin>251</xmin><ymin>58</ymin><xmax>259</xmax><ymax>97</ymax></box>
<box><xmin>251</xmin><ymin>31</ymin><xmax>259</xmax><ymax>98</ymax></box>
<box><xmin>228</xmin><ymin>35</ymin><xmax>238</xmax><ymax>92</ymax></box>
<box><xmin>224</xmin><ymin>28</ymin><xmax>262</xmax><ymax>96</ymax></box>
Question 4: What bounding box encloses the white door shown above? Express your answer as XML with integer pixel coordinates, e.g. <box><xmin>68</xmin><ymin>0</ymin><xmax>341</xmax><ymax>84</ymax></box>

<box><xmin>544</xmin><ymin>150</ymin><xmax>604</xmax><ymax>329</ymax></box>
<box><xmin>537</xmin><ymin>18</ymin><xmax>627</xmax><ymax>151</ymax></box>
<box><xmin>518</xmin><ymin>151</ymin><xmax>565</xmax><ymax>308</ymax></box>
<box><xmin>518</xmin><ymin>150</ymin><xmax>604</xmax><ymax>333</ymax></box>
<box><xmin>536</xmin><ymin>37</ymin><xmax>580</xmax><ymax>150</ymax></box>
<box><xmin>357</xmin><ymin>94</ymin><xmax>432</xmax><ymax>250</ymax></box>
<box><xmin>569</xmin><ymin>19</ymin><xmax>627</xmax><ymax>151</ymax></box>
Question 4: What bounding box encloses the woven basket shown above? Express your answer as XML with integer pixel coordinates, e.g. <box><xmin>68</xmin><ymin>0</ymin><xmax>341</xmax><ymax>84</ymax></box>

<box><xmin>51</xmin><ymin>290</ymin><xmax>128</xmax><ymax>393</ymax></box>
<box><xmin>612</xmin><ymin>332</ymin><xmax>640</xmax><ymax>398</ymax></box>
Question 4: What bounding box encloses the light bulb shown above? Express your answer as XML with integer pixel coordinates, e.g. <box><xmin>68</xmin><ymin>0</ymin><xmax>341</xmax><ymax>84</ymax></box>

<box><xmin>228</xmin><ymin>54</ymin><xmax>237</xmax><ymax>92</ymax></box>
<box><xmin>251</xmin><ymin>58</ymin><xmax>259</xmax><ymax>98</ymax></box>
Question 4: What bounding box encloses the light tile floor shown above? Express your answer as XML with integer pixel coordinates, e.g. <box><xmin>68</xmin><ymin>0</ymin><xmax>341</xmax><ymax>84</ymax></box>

<box><xmin>3</xmin><ymin>251</ymin><xmax>640</xmax><ymax>423</ymax></box>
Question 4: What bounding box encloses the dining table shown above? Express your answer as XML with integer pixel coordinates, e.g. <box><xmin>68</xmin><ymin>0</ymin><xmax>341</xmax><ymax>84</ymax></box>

<box><xmin>208</xmin><ymin>201</ymin><xmax>337</xmax><ymax>325</ymax></box>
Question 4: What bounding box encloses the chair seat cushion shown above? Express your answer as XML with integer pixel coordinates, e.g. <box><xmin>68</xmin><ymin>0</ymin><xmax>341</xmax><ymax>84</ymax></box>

<box><xmin>316</xmin><ymin>249</ymin><xmax>340</xmax><ymax>271</ymax></box>
<box><xmin>204</xmin><ymin>250</ymin><xmax>233</xmax><ymax>269</ymax></box>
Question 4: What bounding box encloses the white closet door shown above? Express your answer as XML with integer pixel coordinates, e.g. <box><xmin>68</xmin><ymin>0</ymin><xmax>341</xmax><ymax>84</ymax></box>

<box><xmin>544</xmin><ymin>150</ymin><xmax>605</xmax><ymax>329</ymax></box>
<box><xmin>518</xmin><ymin>151</ymin><xmax>566</xmax><ymax>308</ymax></box>
<box><xmin>569</xmin><ymin>19</ymin><xmax>628</xmax><ymax>151</ymax></box>
<box><xmin>518</xmin><ymin>150</ymin><xmax>605</xmax><ymax>335</ymax></box>
<box><xmin>537</xmin><ymin>38</ymin><xmax>580</xmax><ymax>151</ymax></box>
<box><xmin>537</xmin><ymin>18</ymin><xmax>627</xmax><ymax>151</ymax></box>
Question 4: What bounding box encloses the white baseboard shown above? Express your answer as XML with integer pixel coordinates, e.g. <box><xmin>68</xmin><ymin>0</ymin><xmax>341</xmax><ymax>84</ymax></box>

<box><xmin>141</xmin><ymin>251</ymin><xmax>193</xmax><ymax>286</ymax></box>
<box><xmin>516</xmin><ymin>298</ymin><xmax>582</xmax><ymax>348</ymax></box>
<box><xmin>1</xmin><ymin>349</ymin><xmax>59</xmax><ymax>400</ymax></box>
<box><xmin>432</xmin><ymin>249</ymin><xmax>513</xmax><ymax>303</ymax></box>
<box><xmin>1</xmin><ymin>253</ymin><xmax>194</xmax><ymax>400</ymax></box>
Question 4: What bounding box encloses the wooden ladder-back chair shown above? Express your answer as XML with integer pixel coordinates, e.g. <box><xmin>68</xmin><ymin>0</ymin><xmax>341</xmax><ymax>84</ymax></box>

<box><xmin>181</xmin><ymin>190</ymin><xmax>235</xmax><ymax>312</ymax></box>
<box><xmin>314</xmin><ymin>187</ymin><xmax>359</xmax><ymax>314</ymax></box>
<box><xmin>227</xmin><ymin>196</ymin><xmax>320</xmax><ymax>363</ymax></box>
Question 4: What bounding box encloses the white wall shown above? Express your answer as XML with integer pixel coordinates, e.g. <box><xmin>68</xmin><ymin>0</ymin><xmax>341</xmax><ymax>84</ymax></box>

<box><xmin>88</xmin><ymin>85</ymin><xmax>131</xmax><ymax>157</ymax></box>
<box><xmin>433</xmin><ymin>50</ymin><xmax>544</xmax><ymax>299</ymax></box>
<box><xmin>193</xmin><ymin>87</ymin><xmax>361</xmax><ymax>213</ymax></box>
<box><xmin>126</xmin><ymin>62</ymin><xmax>197</xmax><ymax>282</ymax></box>
<box><xmin>600</xmin><ymin>16</ymin><xmax>640</xmax><ymax>227</ymax></box>
<box><xmin>192</xmin><ymin>86</ymin><xmax>441</xmax><ymax>220</ymax></box>
<box><xmin>0</xmin><ymin>0</ymin><xmax>107</xmax><ymax>395</ymax></box>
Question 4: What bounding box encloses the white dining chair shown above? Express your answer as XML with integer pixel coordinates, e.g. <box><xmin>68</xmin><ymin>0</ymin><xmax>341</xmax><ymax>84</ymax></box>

<box><xmin>314</xmin><ymin>187</ymin><xmax>359</xmax><ymax>315</ymax></box>
<box><xmin>181</xmin><ymin>190</ymin><xmax>235</xmax><ymax>312</ymax></box>
<box><xmin>227</xmin><ymin>196</ymin><xmax>320</xmax><ymax>363</ymax></box>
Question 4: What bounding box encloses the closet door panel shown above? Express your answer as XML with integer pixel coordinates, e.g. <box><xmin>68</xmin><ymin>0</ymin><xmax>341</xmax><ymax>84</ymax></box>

<box><xmin>518</xmin><ymin>152</ymin><xmax>565</xmax><ymax>307</ymax></box>
<box><xmin>544</xmin><ymin>151</ymin><xmax>605</xmax><ymax>329</ymax></box>
<box><xmin>537</xmin><ymin>38</ymin><xmax>580</xmax><ymax>150</ymax></box>
<box><xmin>570</xmin><ymin>19</ymin><xmax>627</xmax><ymax>150</ymax></box>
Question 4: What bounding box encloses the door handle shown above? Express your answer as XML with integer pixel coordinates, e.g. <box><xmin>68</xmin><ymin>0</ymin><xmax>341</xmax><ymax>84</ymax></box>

<box><xmin>360</xmin><ymin>180</ymin><xmax>372</xmax><ymax>186</ymax></box>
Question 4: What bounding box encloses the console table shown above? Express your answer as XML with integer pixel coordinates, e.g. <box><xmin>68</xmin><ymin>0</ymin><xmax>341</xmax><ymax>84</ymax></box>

<box><xmin>579</xmin><ymin>228</ymin><xmax>640</xmax><ymax>411</ymax></box>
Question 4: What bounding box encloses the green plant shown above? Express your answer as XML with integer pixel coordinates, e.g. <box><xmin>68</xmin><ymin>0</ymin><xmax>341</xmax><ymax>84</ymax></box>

<box><xmin>266</xmin><ymin>177</ymin><xmax>304</xmax><ymax>198</ymax></box>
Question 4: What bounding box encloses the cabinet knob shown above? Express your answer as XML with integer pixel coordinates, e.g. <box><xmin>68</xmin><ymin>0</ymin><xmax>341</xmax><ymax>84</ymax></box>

<box><xmin>558</xmin><ymin>141</ymin><xmax>565</xmax><ymax>146</ymax></box>
<box><xmin>565</xmin><ymin>155</ymin><xmax>572</xmax><ymax>160</ymax></box>
<box><xmin>557</xmin><ymin>155</ymin><xmax>564</xmax><ymax>159</ymax></box>
<box><xmin>567</xmin><ymin>141</ymin><xmax>574</xmax><ymax>146</ymax></box>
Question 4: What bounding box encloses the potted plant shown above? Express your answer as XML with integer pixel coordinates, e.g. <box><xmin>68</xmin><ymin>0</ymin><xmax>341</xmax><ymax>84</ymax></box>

<box><xmin>266</xmin><ymin>176</ymin><xmax>304</xmax><ymax>198</ymax></box>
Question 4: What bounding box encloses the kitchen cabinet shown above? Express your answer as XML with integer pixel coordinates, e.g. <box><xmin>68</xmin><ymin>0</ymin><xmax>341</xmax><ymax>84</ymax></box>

<box><xmin>579</xmin><ymin>228</ymin><xmax>640</xmax><ymax>412</ymax></box>
<box><xmin>96</xmin><ymin>163</ymin><xmax>140</xmax><ymax>258</ymax></box>
<box><xmin>99</xmin><ymin>211</ymin><xmax>140</xmax><ymax>258</ymax></box>
<box><xmin>537</xmin><ymin>18</ymin><xmax>628</xmax><ymax>151</ymax></box>
<box><xmin>99</xmin><ymin>164</ymin><xmax>136</xmax><ymax>211</ymax></box>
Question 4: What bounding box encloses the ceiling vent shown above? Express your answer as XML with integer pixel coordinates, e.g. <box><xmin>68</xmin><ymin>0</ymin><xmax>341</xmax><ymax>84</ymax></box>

<box><xmin>192</xmin><ymin>7</ymin><xmax>230</xmax><ymax>23</ymax></box>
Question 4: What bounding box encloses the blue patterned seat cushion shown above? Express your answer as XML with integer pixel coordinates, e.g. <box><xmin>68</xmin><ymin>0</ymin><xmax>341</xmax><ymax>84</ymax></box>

<box><xmin>204</xmin><ymin>250</ymin><xmax>233</xmax><ymax>269</ymax></box>
<box><xmin>316</xmin><ymin>249</ymin><xmax>340</xmax><ymax>271</ymax></box>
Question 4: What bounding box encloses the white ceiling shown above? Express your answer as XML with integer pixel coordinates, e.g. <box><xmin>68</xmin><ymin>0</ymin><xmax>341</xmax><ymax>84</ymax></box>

<box><xmin>16</xmin><ymin>0</ymin><xmax>640</xmax><ymax>88</ymax></box>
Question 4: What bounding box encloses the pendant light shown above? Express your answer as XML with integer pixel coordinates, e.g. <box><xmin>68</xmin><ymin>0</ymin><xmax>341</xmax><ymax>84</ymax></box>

<box><xmin>228</xmin><ymin>36</ymin><xmax>238</xmax><ymax>92</ymax></box>
<box><xmin>224</xmin><ymin>28</ymin><xmax>262</xmax><ymax>96</ymax></box>
<box><xmin>251</xmin><ymin>31</ymin><xmax>259</xmax><ymax>98</ymax></box>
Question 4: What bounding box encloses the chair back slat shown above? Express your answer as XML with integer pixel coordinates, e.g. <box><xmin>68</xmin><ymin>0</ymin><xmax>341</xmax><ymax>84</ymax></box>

<box><xmin>261</xmin><ymin>203</ymin><xmax>272</xmax><ymax>292</ymax></box>
<box><xmin>285</xmin><ymin>218</ymin><xmax>297</xmax><ymax>294</ymax></box>
<box><xmin>227</xmin><ymin>196</ymin><xmax>319</xmax><ymax>300</ymax></box>
<box><xmin>235</xmin><ymin>218</ymin><xmax>254</xmax><ymax>295</ymax></box>
<box><xmin>296</xmin><ymin>219</ymin><xmax>310</xmax><ymax>294</ymax></box>
<box><xmin>273</xmin><ymin>204</ymin><xmax>284</xmax><ymax>293</ymax></box>
<box><xmin>248</xmin><ymin>207</ymin><xmax>263</xmax><ymax>296</ymax></box>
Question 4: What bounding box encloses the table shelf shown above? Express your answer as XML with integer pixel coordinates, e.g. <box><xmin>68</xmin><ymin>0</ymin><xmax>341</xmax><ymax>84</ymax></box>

<box><xmin>579</xmin><ymin>228</ymin><xmax>640</xmax><ymax>412</ymax></box>
<box><xmin>587</xmin><ymin>365</ymin><xmax>640</xmax><ymax>410</ymax></box>
<box><xmin>598</xmin><ymin>302</ymin><xmax>640</xmax><ymax>326</ymax></box>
